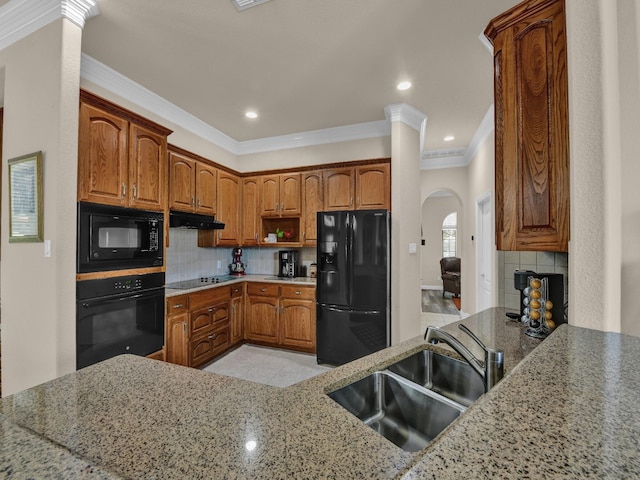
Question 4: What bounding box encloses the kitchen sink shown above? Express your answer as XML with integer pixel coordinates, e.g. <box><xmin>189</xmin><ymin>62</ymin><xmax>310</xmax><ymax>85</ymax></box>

<box><xmin>328</xmin><ymin>371</ymin><xmax>465</xmax><ymax>452</ymax></box>
<box><xmin>387</xmin><ymin>349</ymin><xmax>484</xmax><ymax>407</ymax></box>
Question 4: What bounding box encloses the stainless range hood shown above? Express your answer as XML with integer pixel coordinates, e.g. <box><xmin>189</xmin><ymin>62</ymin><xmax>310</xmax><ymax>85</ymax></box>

<box><xmin>169</xmin><ymin>211</ymin><xmax>225</xmax><ymax>230</ymax></box>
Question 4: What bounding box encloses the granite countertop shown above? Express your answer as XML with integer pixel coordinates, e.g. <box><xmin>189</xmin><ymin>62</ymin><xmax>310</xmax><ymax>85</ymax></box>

<box><xmin>2</xmin><ymin>308</ymin><xmax>640</xmax><ymax>478</ymax></box>
<box><xmin>165</xmin><ymin>273</ymin><xmax>316</xmax><ymax>297</ymax></box>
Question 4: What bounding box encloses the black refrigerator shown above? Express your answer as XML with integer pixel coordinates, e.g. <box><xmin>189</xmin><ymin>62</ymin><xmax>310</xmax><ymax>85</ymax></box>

<box><xmin>316</xmin><ymin>209</ymin><xmax>390</xmax><ymax>365</ymax></box>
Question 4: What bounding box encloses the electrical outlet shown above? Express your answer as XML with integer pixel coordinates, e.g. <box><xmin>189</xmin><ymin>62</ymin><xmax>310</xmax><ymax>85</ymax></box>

<box><xmin>217</xmin><ymin>260</ymin><xmax>222</xmax><ymax>269</ymax></box>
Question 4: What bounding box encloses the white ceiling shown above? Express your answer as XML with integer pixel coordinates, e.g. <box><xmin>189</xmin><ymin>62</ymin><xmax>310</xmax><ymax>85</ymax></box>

<box><xmin>1</xmin><ymin>0</ymin><xmax>521</xmax><ymax>154</ymax></box>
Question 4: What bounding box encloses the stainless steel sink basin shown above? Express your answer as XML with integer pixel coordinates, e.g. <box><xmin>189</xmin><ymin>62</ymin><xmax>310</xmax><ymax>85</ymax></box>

<box><xmin>328</xmin><ymin>371</ymin><xmax>465</xmax><ymax>452</ymax></box>
<box><xmin>387</xmin><ymin>349</ymin><xmax>484</xmax><ymax>407</ymax></box>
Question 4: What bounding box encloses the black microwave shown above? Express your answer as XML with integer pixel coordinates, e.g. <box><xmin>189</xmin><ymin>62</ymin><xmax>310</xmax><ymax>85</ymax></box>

<box><xmin>77</xmin><ymin>202</ymin><xmax>164</xmax><ymax>273</ymax></box>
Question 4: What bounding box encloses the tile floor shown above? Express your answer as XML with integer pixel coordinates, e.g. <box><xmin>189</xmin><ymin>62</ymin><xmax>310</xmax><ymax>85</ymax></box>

<box><xmin>201</xmin><ymin>344</ymin><xmax>333</xmax><ymax>388</ymax></box>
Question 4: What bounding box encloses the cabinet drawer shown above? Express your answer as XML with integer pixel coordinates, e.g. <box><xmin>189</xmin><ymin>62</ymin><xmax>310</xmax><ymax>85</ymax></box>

<box><xmin>280</xmin><ymin>285</ymin><xmax>315</xmax><ymax>300</ymax></box>
<box><xmin>189</xmin><ymin>286</ymin><xmax>229</xmax><ymax>310</ymax></box>
<box><xmin>230</xmin><ymin>283</ymin><xmax>244</xmax><ymax>297</ymax></box>
<box><xmin>190</xmin><ymin>326</ymin><xmax>229</xmax><ymax>367</ymax></box>
<box><xmin>190</xmin><ymin>302</ymin><xmax>229</xmax><ymax>335</ymax></box>
<box><xmin>167</xmin><ymin>295</ymin><xmax>188</xmax><ymax>315</ymax></box>
<box><xmin>247</xmin><ymin>283</ymin><xmax>279</xmax><ymax>297</ymax></box>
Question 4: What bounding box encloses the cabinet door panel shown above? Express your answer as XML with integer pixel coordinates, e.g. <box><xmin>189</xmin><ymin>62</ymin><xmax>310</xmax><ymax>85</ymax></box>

<box><xmin>487</xmin><ymin>0</ymin><xmax>569</xmax><ymax>251</ymax></box>
<box><xmin>169</xmin><ymin>152</ymin><xmax>196</xmax><ymax>212</ymax></box>
<box><xmin>241</xmin><ymin>177</ymin><xmax>260</xmax><ymax>245</ymax></box>
<box><xmin>323</xmin><ymin>168</ymin><xmax>354</xmax><ymax>211</ymax></box>
<box><xmin>356</xmin><ymin>164</ymin><xmax>390</xmax><ymax>210</ymax></box>
<box><xmin>280</xmin><ymin>173</ymin><xmax>301</xmax><ymax>216</ymax></box>
<box><xmin>245</xmin><ymin>295</ymin><xmax>278</xmax><ymax>344</ymax></box>
<box><xmin>129</xmin><ymin>123</ymin><xmax>166</xmax><ymax>211</ymax></box>
<box><xmin>260</xmin><ymin>175</ymin><xmax>280</xmax><ymax>216</ymax></box>
<box><xmin>216</xmin><ymin>172</ymin><xmax>240</xmax><ymax>246</ymax></box>
<box><xmin>78</xmin><ymin>102</ymin><xmax>128</xmax><ymax>206</ymax></box>
<box><xmin>196</xmin><ymin>163</ymin><xmax>217</xmax><ymax>215</ymax></box>
<box><xmin>280</xmin><ymin>298</ymin><xmax>315</xmax><ymax>351</ymax></box>
<box><xmin>302</xmin><ymin>172</ymin><xmax>323</xmax><ymax>245</ymax></box>
<box><xmin>191</xmin><ymin>308</ymin><xmax>215</xmax><ymax>336</ymax></box>
<box><xmin>166</xmin><ymin>313</ymin><xmax>189</xmax><ymax>366</ymax></box>
<box><xmin>230</xmin><ymin>296</ymin><xmax>244</xmax><ymax>345</ymax></box>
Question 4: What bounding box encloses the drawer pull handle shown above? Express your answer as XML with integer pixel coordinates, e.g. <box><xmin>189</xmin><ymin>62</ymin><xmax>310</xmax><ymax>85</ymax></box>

<box><xmin>260</xmin><ymin>288</ymin><xmax>266</xmax><ymax>292</ymax></box>
<box><xmin>209</xmin><ymin>308</ymin><xmax>214</xmax><ymax>312</ymax></box>
<box><xmin>173</xmin><ymin>303</ymin><xmax>184</xmax><ymax>309</ymax></box>
<box><xmin>295</xmin><ymin>291</ymin><xmax>301</xmax><ymax>295</ymax></box>
<box><xmin>208</xmin><ymin>333</ymin><xmax>217</xmax><ymax>340</ymax></box>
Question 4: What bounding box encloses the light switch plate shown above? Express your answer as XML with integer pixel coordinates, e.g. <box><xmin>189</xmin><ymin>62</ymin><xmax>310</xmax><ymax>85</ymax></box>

<box><xmin>409</xmin><ymin>243</ymin><xmax>417</xmax><ymax>254</ymax></box>
<box><xmin>44</xmin><ymin>239</ymin><xmax>51</xmax><ymax>257</ymax></box>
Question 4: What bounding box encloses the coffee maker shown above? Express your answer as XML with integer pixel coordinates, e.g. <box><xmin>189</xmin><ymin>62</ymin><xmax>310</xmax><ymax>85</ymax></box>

<box><xmin>514</xmin><ymin>270</ymin><xmax>565</xmax><ymax>325</ymax></box>
<box><xmin>278</xmin><ymin>250</ymin><xmax>299</xmax><ymax>277</ymax></box>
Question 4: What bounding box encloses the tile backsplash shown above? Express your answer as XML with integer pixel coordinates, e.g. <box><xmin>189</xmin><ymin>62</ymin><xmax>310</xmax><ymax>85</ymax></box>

<box><xmin>498</xmin><ymin>251</ymin><xmax>569</xmax><ymax>312</ymax></box>
<box><xmin>166</xmin><ymin>229</ymin><xmax>316</xmax><ymax>283</ymax></box>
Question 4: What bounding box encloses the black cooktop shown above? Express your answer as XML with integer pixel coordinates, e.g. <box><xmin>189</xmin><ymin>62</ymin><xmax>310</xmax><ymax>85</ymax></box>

<box><xmin>166</xmin><ymin>275</ymin><xmax>236</xmax><ymax>290</ymax></box>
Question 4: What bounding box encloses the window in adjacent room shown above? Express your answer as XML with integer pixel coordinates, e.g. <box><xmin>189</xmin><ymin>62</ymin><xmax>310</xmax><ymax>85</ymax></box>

<box><xmin>442</xmin><ymin>212</ymin><xmax>457</xmax><ymax>257</ymax></box>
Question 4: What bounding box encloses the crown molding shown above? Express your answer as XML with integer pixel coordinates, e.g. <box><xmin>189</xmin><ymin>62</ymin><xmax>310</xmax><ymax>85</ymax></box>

<box><xmin>384</xmin><ymin>103</ymin><xmax>427</xmax><ymax>131</ymax></box>
<box><xmin>0</xmin><ymin>0</ymin><xmax>99</xmax><ymax>51</ymax></box>
<box><xmin>79</xmin><ymin>55</ymin><xmax>494</xmax><ymax>164</ymax></box>
<box><xmin>81</xmin><ymin>53</ymin><xmax>239</xmax><ymax>154</ymax></box>
<box><xmin>237</xmin><ymin>120</ymin><xmax>390</xmax><ymax>155</ymax></box>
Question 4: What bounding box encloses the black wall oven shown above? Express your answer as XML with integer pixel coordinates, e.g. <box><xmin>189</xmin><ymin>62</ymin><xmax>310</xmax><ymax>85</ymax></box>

<box><xmin>76</xmin><ymin>272</ymin><xmax>165</xmax><ymax>369</ymax></box>
<box><xmin>77</xmin><ymin>202</ymin><xmax>163</xmax><ymax>273</ymax></box>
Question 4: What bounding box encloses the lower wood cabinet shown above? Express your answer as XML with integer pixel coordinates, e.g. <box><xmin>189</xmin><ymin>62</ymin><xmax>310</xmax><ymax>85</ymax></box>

<box><xmin>166</xmin><ymin>286</ymin><xmax>236</xmax><ymax>369</ymax></box>
<box><xmin>166</xmin><ymin>281</ymin><xmax>316</xmax><ymax>368</ymax></box>
<box><xmin>245</xmin><ymin>282</ymin><xmax>316</xmax><ymax>353</ymax></box>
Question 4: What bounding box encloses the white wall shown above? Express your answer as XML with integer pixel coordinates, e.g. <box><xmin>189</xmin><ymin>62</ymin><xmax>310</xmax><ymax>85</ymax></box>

<box><xmin>0</xmin><ymin>19</ymin><xmax>82</xmax><ymax>395</ymax></box>
<box><xmin>421</xmin><ymin>194</ymin><xmax>462</xmax><ymax>286</ymax></box>
<box><xmin>390</xmin><ymin>121</ymin><xmax>422</xmax><ymax>344</ymax></box>
<box><xmin>618</xmin><ymin>0</ymin><xmax>640</xmax><ymax>338</ymax></box>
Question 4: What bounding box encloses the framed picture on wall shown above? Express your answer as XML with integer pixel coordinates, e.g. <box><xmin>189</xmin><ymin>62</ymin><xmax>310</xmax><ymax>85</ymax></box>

<box><xmin>8</xmin><ymin>151</ymin><xmax>43</xmax><ymax>243</ymax></box>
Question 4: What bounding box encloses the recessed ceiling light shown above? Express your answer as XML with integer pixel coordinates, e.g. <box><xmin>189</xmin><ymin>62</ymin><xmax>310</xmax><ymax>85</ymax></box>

<box><xmin>396</xmin><ymin>81</ymin><xmax>412</xmax><ymax>91</ymax></box>
<box><xmin>444</xmin><ymin>135</ymin><xmax>455</xmax><ymax>142</ymax></box>
<box><xmin>245</xmin><ymin>111</ymin><xmax>258</xmax><ymax>119</ymax></box>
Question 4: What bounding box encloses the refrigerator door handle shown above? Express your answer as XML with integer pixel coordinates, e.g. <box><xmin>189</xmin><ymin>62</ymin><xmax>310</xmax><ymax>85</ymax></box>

<box><xmin>319</xmin><ymin>304</ymin><xmax>382</xmax><ymax>316</ymax></box>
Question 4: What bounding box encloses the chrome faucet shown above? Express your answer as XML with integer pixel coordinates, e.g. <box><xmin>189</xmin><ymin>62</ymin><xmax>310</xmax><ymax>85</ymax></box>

<box><xmin>424</xmin><ymin>324</ymin><xmax>504</xmax><ymax>392</ymax></box>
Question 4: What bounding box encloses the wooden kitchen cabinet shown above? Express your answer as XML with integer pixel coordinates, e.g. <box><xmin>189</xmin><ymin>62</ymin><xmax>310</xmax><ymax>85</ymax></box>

<box><xmin>168</xmin><ymin>147</ymin><xmax>217</xmax><ymax>215</ymax></box>
<box><xmin>230</xmin><ymin>284</ymin><xmax>244</xmax><ymax>345</ymax></box>
<box><xmin>166</xmin><ymin>295</ymin><xmax>189</xmax><ymax>366</ymax></box>
<box><xmin>245</xmin><ymin>282</ymin><xmax>316</xmax><ymax>353</ymax></box>
<box><xmin>485</xmin><ymin>0</ymin><xmax>569</xmax><ymax>251</ymax></box>
<box><xmin>198</xmin><ymin>170</ymin><xmax>241</xmax><ymax>247</ymax></box>
<box><xmin>241</xmin><ymin>176</ymin><xmax>260</xmax><ymax>246</ymax></box>
<box><xmin>260</xmin><ymin>173</ymin><xmax>301</xmax><ymax>217</ymax></box>
<box><xmin>78</xmin><ymin>90</ymin><xmax>171</xmax><ymax>211</ymax></box>
<box><xmin>165</xmin><ymin>286</ymin><xmax>234</xmax><ymax>369</ymax></box>
<box><xmin>279</xmin><ymin>285</ymin><xmax>316</xmax><ymax>352</ymax></box>
<box><xmin>323</xmin><ymin>163</ymin><xmax>390</xmax><ymax>212</ymax></box>
<box><xmin>323</xmin><ymin>167</ymin><xmax>354</xmax><ymax>211</ymax></box>
<box><xmin>301</xmin><ymin>171</ymin><xmax>323</xmax><ymax>246</ymax></box>
<box><xmin>245</xmin><ymin>283</ymin><xmax>279</xmax><ymax>344</ymax></box>
<box><xmin>355</xmin><ymin>163</ymin><xmax>390</xmax><ymax>210</ymax></box>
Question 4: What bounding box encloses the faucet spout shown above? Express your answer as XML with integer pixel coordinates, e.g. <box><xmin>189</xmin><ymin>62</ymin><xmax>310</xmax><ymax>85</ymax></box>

<box><xmin>424</xmin><ymin>325</ymin><xmax>504</xmax><ymax>392</ymax></box>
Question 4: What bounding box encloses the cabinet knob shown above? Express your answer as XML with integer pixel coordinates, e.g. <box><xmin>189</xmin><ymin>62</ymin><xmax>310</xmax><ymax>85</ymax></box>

<box><xmin>260</xmin><ymin>288</ymin><xmax>266</xmax><ymax>292</ymax></box>
<box><xmin>173</xmin><ymin>303</ymin><xmax>184</xmax><ymax>309</ymax></box>
<box><xmin>132</xmin><ymin>184</ymin><xmax>137</xmax><ymax>200</ymax></box>
<box><xmin>275</xmin><ymin>203</ymin><xmax>279</xmax><ymax>212</ymax></box>
<box><xmin>197</xmin><ymin>198</ymin><xmax>201</xmax><ymax>207</ymax></box>
<box><xmin>191</xmin><ymin>196</ymin><xmax>195</xmax><ymax>206</ymax></box>
<box><xmin>183</xmin><ymin>322</ymin><xmax>187</xmax><ymax>333</ymax></box>
<box><xmin>281</xmin><ymin>202</ymin><xmax>284</xmax><ymax>212</ymax></box>
<box><xmin>208</xmin><ymin>307</ymin><xmax>215</xmax><ymax>313</ymax></box>
<box><xmin>208</xmin><ymin>333</ymin><xmax>217</xmax><ymax>340</ymax></box>
<box><xmin>121</xmin><ymin>183</ymin><xmax>126</xmax><ymax>199</ymax></box>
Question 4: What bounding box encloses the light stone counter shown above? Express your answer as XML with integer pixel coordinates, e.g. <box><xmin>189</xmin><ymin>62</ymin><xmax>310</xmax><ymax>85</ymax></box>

<box><xmin>165</xmin><ymin>273</ymin><xmax>315</xmax><ymax>297</ymax></box>
<box><xmin>2</xmin><ymin>308</ymin><xmax>639</xmax><ymax>478</ymax></box>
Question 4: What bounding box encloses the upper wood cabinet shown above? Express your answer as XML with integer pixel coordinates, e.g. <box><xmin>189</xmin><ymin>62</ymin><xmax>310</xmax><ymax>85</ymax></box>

<box><xmin>169</xmin><ymin>148</ymin><xmax>217</xmax><ymax>215</ymax></box>
<box><xmin>485</xmin><ymin>0</ymin><xmax>569</xmax><ymax>251</ymax></box>
<box><xmin>301</xmin><ymin>171</ymin><xmax>323</xmax><ymax>246</ymax></box>
<box><xmin>78</xmin><ymin>91</ymin><xmax>171</xmax><ymax>211</ymax></box>
<box><xmin>215</xmin><ymin>171</ymin><xmax>241</xmax><ymax>246</ymax></box>
<box><xmin>355</xmin><ymin>164</ymin><xmax>390</xmax><ymax>210</ymax></box>
<box><xmin>260</xmin><ymin>173</ymin><xmax>301</xmax><ymax>217</ymax></box>
<box><xmin>323</xmin><ymin>163</ymin><xmax>390</xmax><ymax>211</ymax></box>
<box><xmin>241</xmin><ymin>176</ymin><xmax>260</xmax><ymax>246</ymax></box>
